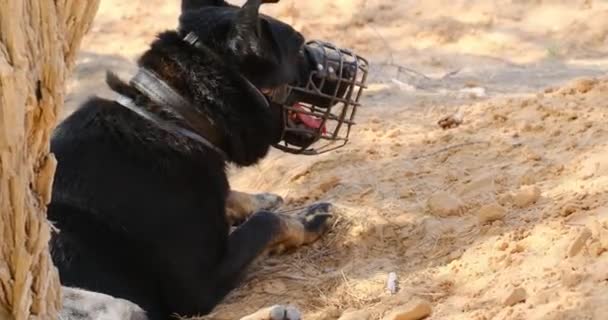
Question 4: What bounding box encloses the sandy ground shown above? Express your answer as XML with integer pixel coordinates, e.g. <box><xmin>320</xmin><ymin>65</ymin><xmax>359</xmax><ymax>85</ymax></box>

<box><xmin>64</xmin><ymin>1</ymin><xmax>608</xmax><ymax>319</ymax></box>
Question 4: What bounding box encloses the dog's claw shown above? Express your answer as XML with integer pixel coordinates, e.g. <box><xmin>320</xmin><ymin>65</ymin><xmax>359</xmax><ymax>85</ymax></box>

<box><xmin>241</xmin><ymin>305</ymin><xmax>301</xmax><ymax>320</ymax></box>
<box><xmin>269</xmin><ymin>305</ymin><xmax>301</xmax><ymax>320</ymax></box>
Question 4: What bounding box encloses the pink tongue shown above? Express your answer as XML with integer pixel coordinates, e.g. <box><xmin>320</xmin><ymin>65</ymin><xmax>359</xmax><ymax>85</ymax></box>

<box><xmin>293</xmin><ymin>104</ymin><xmax>326</xmax><ymax>133</ymax></box>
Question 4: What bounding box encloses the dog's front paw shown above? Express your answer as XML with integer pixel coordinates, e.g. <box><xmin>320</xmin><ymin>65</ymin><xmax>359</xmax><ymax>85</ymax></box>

<box><xmin>298</xmin><ymin>202</ymin><xmax>334</xmax><ymax>239</ymax></box>
<box><xmin>240</xmin><ymin>305</ymin><xmax>301</xmax><ymax>320</ymax></box>
<box><xmin>254</xmin><ymin>193</ymin><xmax>284</xmax><ymax>212</ymax></box>
<box><xmin>268</xmin><ymin>202</ymin><xmax>334</xmax><ymax>255</ymax></box>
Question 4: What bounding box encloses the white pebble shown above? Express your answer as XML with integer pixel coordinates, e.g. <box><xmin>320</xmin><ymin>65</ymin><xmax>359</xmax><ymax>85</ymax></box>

<box><xmin>387</xmin><ymin>272</ymin><xmax>398</xmax><ymax>294</ymax></box>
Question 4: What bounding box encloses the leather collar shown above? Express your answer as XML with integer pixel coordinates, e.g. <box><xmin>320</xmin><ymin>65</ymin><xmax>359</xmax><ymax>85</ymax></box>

<box><xmin>114</xmin><ymin>31</ymin><xmax>271</xmax><ymax>159</ymax></box>
<box><xmin>115</xmin><ymin>68</ymin><xmax>228</xmax><ymax>158</ymax></box>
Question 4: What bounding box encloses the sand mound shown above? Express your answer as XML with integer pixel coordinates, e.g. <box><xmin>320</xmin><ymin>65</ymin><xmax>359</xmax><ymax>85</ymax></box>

<box><xmin>214</xmin><ymin>75</ymin><xmax>608</xmax><ymax>320</ymax></box>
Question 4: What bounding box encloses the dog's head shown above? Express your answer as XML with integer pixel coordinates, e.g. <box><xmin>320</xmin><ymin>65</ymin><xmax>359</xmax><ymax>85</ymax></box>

<box><xmin>126</xmin><ymin>1</ymin><xmax>365</xmax><ymax>164</ymax></box>
<box><xmin>178</xmin><ymin>1</ymin><xmax>368</xmax><ymax>157</ymax></box>
<box><xmin>179</xmin><ymin>0</ymin><xmax>306</xmax><ymax>91</ymax></box>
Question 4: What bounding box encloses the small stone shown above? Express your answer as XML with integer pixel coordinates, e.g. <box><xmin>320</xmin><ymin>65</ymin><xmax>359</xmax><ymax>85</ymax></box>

<box><xmin>60</xmin><ymin>287</ymin><xmax>148</xmax><ymax>320</ymax></box>
<box><xmin>339</xmin><ymin>309</ymin><xmax>371</xmax><ymax>320</ymax></box>
<box><xmin>518</xmin><ymin>169</ymin><xmax>536</xmax><ymax>186</ymax></box>
<box><xmin>588</xmin><ymin>240</ymin><xmax>605</xmax><ymax>257</ymax></box>
<box><xmin>497</xmin><ymin>193</ymin><xmax>512</xmax><ymax>206</ymax></box>
<box><xmin>427</xmin><ymin>192</ymin><xmax>464</xmax><ymax>217</ymax></box>
<box><xmin>512</xmin><ymin>186</ymin><xmax>541</xmax><ymax>208</ymax></box>
<box><xmin>399</xmin><ymin>187</ymin><xmax>415</xmax><ymax>199</ymax></box>
<box><xmin>437</xmin><ymin>112</ymin><xmax>464</xmax><ymax>130</ymax></box>
<box><xmin>503</xmin><ymin>287</ymin><xmax>527</xmax><ymax>306</ymax></box>
<box><xmin>477</xmin><ymin>203</ymin><xmax>506</xmax><ymax>224</ymax></box>
<box><xmin>510</xmin><ymin>243</ymin><xmax>525</xmax><ymax>254</ymax></box>
<box><xmin>561</xmin><ymin>270</ymin><xmax>585</xmax><ymax>288</ymax></box>
<box><xmin>383</xmin><ymin>300</ymin><xmax>432</xmax><ymax>320</ymax></box>
<box><xmin>523</xmin><ymin>147</ymin><xmax>542</xmax><ymax>161</ymax></box>
<box><xmin>318</xmin><ymin>176</ymin><xmax>341</xmax><ymax>193</ymax></box>
<box><xmin>387</xmin><ymin>272</ymin><xmax>398</xmax><ymax>294</ymax></box>
<box><xmin>519</xmin><ymin>121</ymin><xmax>534</xmax><ymax>132</ymax></box>
<box><xmin>317</xmin><ymin>306</ymin><xmax>341</xmax><ymax>320</ymax></box>
<box><xmin>598</xmin><ymin>229</ymin><xmax>608</xmax><ymax>251</ymax></box>
<box><xmin>386</xmin><ymin>129</ymin><xmax>402</xmax><ymax>138</ymax></box>
<box><xmin>560</xmin><ymin>204</ymin><xmax>580</xmax><ymax>217</ymax></box>
<box><xmin>496</xmin><ymin>241</ymin><xmax>509</xmax><ymax>251</ymax></box>
<box><xmin>567</xmin><ymin>227</ymin><xmax>592</xmax><ymax>258</ymax></box>
<box><xmin>457</xmin><ymin>174</ymin><xmax>495</xmax><ymax>197</ymax></box>
<box><xmin>574</xmin><ymin>78</ymin><xmax>597</xmax><ymax>93</ymax></box>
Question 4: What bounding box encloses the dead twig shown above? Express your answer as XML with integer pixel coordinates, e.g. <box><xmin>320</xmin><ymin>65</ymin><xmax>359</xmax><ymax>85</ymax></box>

<box><xmin>381</xmin><ymin>62</ymin><xmax>461</xmax><ymax>81</ymax></box>
<box><xmin>387</xmin><ymin>63</ymin><xmax>431</xmax><ymax>80</ymax></box>
<box><xmin>368</xmin><ymin>25</ymin><xmax>395</xmax><ymax>65</ymax></box>
<box><xmin>365</xmin><ymin>18</ymin><xmax>462</xmax><ymax>92</ymax></box>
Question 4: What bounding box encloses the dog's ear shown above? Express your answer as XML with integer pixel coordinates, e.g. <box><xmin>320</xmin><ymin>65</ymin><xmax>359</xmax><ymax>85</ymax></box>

<box><xmin>181</xmin><ymin>0</ymin><xmax>229</xmax><ymax>12</ymax></box>
<box><xmin>227</xmin><ymin>0</ymin><xmax>279</xmax><ymax>56</ymax></box>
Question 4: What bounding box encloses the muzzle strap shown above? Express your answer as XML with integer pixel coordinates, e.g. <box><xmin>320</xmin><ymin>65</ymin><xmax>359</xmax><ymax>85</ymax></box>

<box><xmin>181</xmin><ymin>31</ymin><xmax>270</xmax><ymax>110</ymax></box>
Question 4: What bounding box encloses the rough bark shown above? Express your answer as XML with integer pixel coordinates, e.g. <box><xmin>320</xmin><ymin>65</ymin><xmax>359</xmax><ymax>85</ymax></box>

<box><xmin>0</xmin><ymin>1</ymin><xmax>100</xmax><ymax>319</ymax></box>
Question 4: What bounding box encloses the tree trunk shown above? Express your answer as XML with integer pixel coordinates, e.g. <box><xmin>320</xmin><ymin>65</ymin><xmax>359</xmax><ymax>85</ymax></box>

<box><xmin>0</xmin><ymin>1</ymin><xmax>100</xmax><ymax>319</ymax></box>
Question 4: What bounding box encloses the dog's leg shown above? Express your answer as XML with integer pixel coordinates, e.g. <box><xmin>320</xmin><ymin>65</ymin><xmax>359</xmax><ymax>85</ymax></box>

<box><xmin>215</xmin><ymin>204</ymin><xmax>332</xmax><ymax>298</ymax></box>
<box><xmin>240</xmin><ymin>305</ymin><xmax>301</xmax><ymax>320</ymax></box>
<box><xmin>226</xmin><ymin>190</ymin><xmax>283</xmax><ymax>225</ymax></box>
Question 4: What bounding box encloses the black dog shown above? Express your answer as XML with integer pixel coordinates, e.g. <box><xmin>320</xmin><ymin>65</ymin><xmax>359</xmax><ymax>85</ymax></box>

<box><xmin>49</xmin><ymin>1</ymin><xmax>333</xmax><ymax>319</ymax></box>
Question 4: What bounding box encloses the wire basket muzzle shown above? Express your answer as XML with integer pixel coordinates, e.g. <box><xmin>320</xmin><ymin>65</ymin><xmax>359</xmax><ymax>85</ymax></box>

<box><xmin>272</xmin><ymin>40</ymin><xmax>369</xmax><ymax>155</ymax></box>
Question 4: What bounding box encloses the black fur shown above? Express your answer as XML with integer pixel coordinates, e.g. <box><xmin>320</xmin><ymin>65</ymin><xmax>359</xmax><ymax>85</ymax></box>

<box><xmin>49</xmin><ymin>1</ymin><xmax>310</xmax><ymax>319</ymax></box>
<box><xmin>181</xmin><ymin>0</ymin><xmax>231</xmax><ymax>12</ymax></box>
